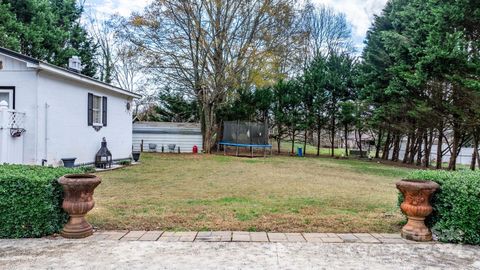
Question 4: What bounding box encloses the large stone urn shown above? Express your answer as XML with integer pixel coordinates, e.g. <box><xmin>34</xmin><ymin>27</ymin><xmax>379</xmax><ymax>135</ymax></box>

<box><xmin>396</xmin><ymin>179</ymin><xmax>439</xmax><ymax>241</ymax></box>
<box><xmin>58</xmin><ymin>174</ymin><xmax>101</xmax><ymax>238</ymax></box>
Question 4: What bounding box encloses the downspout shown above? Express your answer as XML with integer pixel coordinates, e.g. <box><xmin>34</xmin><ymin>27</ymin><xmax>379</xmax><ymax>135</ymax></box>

<box><xmin>44</xmin><ymin>102</ymin><xmax>49</xmax><ymax>165</ymax></box>
<box><xmin>34</xmin><ymin>70</ymin><xmax>40</xmax><ymax>165</ymax></box>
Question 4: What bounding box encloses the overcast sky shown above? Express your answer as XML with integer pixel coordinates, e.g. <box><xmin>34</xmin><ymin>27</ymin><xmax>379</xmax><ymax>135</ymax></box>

<box><xmin>84</xmin><ymin>0</ymin><xmax>388</xmax><ymax>51</ymax></box>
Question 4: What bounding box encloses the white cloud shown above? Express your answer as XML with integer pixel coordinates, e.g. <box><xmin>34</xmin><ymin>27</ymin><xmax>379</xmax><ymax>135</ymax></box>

<box><xmin>84</xmin><ymin>0</ymin><xmax>151</xmax><ymax>19</ymax></box>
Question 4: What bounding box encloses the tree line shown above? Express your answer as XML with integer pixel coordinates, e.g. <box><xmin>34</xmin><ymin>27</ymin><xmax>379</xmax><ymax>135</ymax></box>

<box><xmin>133</xmin><ymin>0</ymin><xmax>479</xmax><ymax>170</ymax></box>
<box><xmin>0</xmin><ymin>0</ymin><xmax>478</xmax><ymax>170</ymax></box>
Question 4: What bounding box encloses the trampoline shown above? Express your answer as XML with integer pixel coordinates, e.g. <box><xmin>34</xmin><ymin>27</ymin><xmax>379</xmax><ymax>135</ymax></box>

<box><xmin>218</xmin><ymin>121</ymin><xmax>272</xmax><ymax>157</ymax></box>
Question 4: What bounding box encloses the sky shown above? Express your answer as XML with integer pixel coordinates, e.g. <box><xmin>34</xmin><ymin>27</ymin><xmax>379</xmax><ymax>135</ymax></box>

<box><xmin>84</xmin><ymin>0</ymin><xmax>388</xmax><ymax>51</ymax></box>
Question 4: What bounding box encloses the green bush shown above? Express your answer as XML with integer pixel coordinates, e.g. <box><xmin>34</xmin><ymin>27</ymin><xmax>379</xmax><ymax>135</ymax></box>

<box><xmin>0</xmin><ymin>165</ymin><xmax>81</xmax><ymax>238</ymax></box>
<box><xmin>399</xmin><ymin>170</ymin><xmax>480</xmax><ymax>245</ymax></box>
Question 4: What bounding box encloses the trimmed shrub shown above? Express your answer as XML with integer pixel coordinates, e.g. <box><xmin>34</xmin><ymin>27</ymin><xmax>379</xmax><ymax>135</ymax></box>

<box><xmin>0</xmin><ymin>165</ymin><xmax>81</xmax><ymax>238</ymax></box>
<box><xmin>399</xmin><ymin>170</ymin><xmax>480</xmax><ymax>245</ymax></box>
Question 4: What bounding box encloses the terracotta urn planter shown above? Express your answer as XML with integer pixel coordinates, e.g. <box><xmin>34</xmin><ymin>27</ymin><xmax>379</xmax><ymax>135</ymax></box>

<box><xmin>396</xmin><ymin>179</ymin><xmax>439</xmax><ymax>241</ymax></box>
<box><xmin>58</xmin><ymin>174</ymin><xmax>101</xmax><ymax>238</ymax></box>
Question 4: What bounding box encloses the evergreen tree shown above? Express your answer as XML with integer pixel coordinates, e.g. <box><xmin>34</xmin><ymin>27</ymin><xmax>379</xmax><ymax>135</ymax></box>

<box><xmin>1</xmin><ymin>0</ymin><xmax>97</xmax><ymax>77</ymax></box>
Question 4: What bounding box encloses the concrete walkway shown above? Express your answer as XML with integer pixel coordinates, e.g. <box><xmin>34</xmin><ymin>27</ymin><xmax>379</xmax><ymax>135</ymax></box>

<box><xmin>1</xmin><ymin>238</ymin><xmax>479</xmax><ymax>269</ymax></box>
<box><xmin>1</xmin><ymin>232</ymin><xmax>480</xmax><ymax>269</ymax></box>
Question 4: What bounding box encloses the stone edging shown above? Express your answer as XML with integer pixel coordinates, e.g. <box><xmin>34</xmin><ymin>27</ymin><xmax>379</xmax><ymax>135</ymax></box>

<box><xmin>62</xmin><ymin>231</ymin><xmax>438</xmax><ymax>244</ymax></box>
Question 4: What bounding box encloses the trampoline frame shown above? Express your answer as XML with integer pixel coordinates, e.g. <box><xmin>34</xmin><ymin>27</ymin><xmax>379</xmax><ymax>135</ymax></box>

<box><xmin>218</xmin><ymin>142</ymin><xmax>273</xmax><ymax>158</ymax></box>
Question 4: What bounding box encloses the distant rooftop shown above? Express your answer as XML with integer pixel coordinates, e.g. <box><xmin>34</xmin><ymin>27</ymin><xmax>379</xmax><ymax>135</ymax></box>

<box><xmin>133</xmin><ymin>121</ymin><xmax>201</xmax><ymax>135</ymax></box>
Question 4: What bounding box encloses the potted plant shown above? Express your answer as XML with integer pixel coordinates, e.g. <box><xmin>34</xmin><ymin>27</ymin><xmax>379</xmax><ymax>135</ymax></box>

<box><xmin>58</xmin><ymin>174</ymin><xmax>101</xmax><ymax>238</ymax></box>
<box><xmin>61</xmin><ymin>158</ymin><xmax>77</xmax><ymax>168</ymax></box>
<box><xmin>396</xmin><ymin>179</ymin><xmax>439</xmax><ymax>241</ymax></box>
<box><xmin>132</xmin><ymin>151</ymin><xmax>141</xmax><ymax>162</ymax></box>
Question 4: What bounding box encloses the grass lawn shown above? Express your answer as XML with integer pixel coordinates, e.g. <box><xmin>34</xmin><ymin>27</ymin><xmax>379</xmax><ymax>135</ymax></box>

<box><xmin>89</xmin><ymin>153</ymin><xmax>411</xmax><ymax>233</ymax></box>
<box><xmin>275</xmin><ymin>141</ymin><xmax>350</xmax><ymax>156</ymax></box>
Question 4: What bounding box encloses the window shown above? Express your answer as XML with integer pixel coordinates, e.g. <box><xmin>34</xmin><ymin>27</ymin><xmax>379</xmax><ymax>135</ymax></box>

<box><xmin>0</xmin><ymin>87</ymin><xmax>14</xmax><ymax>109</ymax></box>
<box><xmin>92</xmin><ymin>95</ymin><xmax>102</xmax><ymax>125</ymax></box>
<box><xmin>88</xmin><ymin>93</ymin><xmax>107</xmax><ymax>128</ymax></box>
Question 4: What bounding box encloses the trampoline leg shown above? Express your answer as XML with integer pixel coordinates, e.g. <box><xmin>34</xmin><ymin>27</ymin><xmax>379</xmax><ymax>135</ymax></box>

<box><xmin>224</xmin><ymin>145</ymin><xmax>226</xmax><ymax>156</ymax></box>
<box><xmin>263</xmin><ymin>147</ymin><xmax>266</xmax><ymax>158</ymax></box>
<box><xmin>236</xmin><ymin>146</ymin><xmax>239</xmax><ymax>157</ymax></box>
<box><xmin>251</xmin><ymin>147</ymin><xmax>253</xmax><ymax>158</ymax></box>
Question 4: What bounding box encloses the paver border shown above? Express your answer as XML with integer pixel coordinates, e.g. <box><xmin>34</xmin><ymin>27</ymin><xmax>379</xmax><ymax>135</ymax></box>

<box><xmin>76</xmin><ymin>231</ymin><xmax>439</xmax><ymax>244</ymax></box>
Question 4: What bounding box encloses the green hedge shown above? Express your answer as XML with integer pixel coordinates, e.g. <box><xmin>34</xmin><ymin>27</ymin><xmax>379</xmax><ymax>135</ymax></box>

<box><xmin>0</xmin><ymin>165</ymin><xmax>82</xmax><ymax>238</ymax></box>
<box><xmin>399</xmin><ymin>170</ymin><xmax>480</xmax><ymax>245</ymax></box>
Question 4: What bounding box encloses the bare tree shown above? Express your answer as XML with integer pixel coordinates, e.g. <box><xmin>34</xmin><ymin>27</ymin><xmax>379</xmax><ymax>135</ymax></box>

<box><xmin>122</xmin><ymin>0</ymin><xmax>295</xmax><ymax>152</ymax></box>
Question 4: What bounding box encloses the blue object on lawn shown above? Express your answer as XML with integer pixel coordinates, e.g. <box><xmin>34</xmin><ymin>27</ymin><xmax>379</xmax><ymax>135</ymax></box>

<box><xmin>297</xmin><ymin>147</ymin><xmax>303</xmax><ymax>157</ymax></box>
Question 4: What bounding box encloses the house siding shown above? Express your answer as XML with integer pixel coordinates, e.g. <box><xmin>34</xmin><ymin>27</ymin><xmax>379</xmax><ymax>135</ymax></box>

<box><xmin>0</xmin><ymin>53</ymin><xmax>135</xmax><ymax>166</ymax></box>
<box><xmin>36</xmin><ymin>72</ymin><xmax>134</xmax><ymax>165</ymax></box>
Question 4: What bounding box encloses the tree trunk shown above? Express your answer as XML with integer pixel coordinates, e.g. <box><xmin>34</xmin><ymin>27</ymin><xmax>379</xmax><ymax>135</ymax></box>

<box><xmin>436</xmin><ymin>124</ymin><xmax>444</xmax><ymax>169</ymax></box>
<box><xmin>408</xmin><ymin>133</ymin><xmax>421</xmax><ymax>164</ymax></box>
<box><xmin>423</xmin><ymin>129</ymin><xmax>433</xmax><ymax>168</ymax></box>
<box><xmin>330</xmin><ymin>114</ymin><xmax>336</xmax><ymax>157</ymax></box>
<box><xmin>448</xmin><ymin>125</ymin><xmax>460</xmax><ymax>171</ymax></box>
<box><xmin>403</xmin><ymin>135</ymin><xmax>411</xmax><ymax>163</ymax></box>
<box><xmin>277</xmin><ymin>136</ymin><xmax>281</xmax><ymax>154</ymax></box>
<box><xmin>381</xmin><ymin>131</ymin><xmax>391</xmax><ymax>160</ymax></box>
<box><xmin>375</xmin><ymin>129</ymin><xmax>383</xmax><ymax>158</ymax></box>
<box><xmin>202</xmin><ymin>104</ymin><xmax>216</xmax><ymax>154</ymax></box>
<box><xmin>304</xmin><ymin>130</ymin><xmax>308</xmax><ymax>156</ymax></box>
<box><xmin>470</xmin><ymin>130</ymin><xmax>479</xmax><ymax>170</ymax></box>
<box><xmin>357</xmin><ymin>130</ymin><xmax>364</xmax><ymax>158</ymax></box>
<box><xmin>291</xmin><ymin>129</ymin><xmax>296</xmax><ymax>156</ymax></box>
<box><xmin>391</xmin><ymin>134</ymin><xmax>401</xmax><ymax>162</ymax></box>
<box><xmin>416</xmin><ymin>137</ymin><xmax>422</xmax><ymax>166</ymax></box>
<box><xmin>316</xmin><ymin>127</ymin><xmax>321</xmax><ymax>156</ymax></box>
<box><xmin>344</xmin><ymin>124</ymin><xmax>348</xmax><ymax>156</ymax></box>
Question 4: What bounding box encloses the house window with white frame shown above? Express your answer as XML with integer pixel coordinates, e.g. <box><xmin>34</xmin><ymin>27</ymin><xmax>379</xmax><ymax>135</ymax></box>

<box><xmin>92</xmin><ymin>95</ymin><xmax>102</xmax><ymax>125</ymax></box>
<box><xmin>88</xmin><ymin>92</ymin><xmax>107</xmax><ymax>129</ymax></box>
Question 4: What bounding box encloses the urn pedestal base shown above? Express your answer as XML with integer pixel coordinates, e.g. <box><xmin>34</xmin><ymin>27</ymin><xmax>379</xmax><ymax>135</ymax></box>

<box><xmin>401</xmin><ymin>216</ymin><xmax>432</xmax><ymax>241</ymax></box>
<box><xmin>61</xmin><ymin>215</ymin><xmax>94</xmax><ymax>239</ymax></box>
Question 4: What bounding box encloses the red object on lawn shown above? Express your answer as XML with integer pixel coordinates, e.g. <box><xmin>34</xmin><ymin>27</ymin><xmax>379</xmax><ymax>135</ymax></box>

<box><xmin>193</xmin><ymin>145</ymin><xmax>198</xmax><ymax>154</ymax></box>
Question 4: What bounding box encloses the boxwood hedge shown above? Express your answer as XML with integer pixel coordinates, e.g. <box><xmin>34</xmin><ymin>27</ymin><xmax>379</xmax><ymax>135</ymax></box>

<box><xmin>0</xmin><ymin>165</ymin><xmax>81</xmax><ymax>238</ymax></box>
<box><xmin>399</xmin><ymin>170</ymin><xmax>480</xmax><ymax>245</ymax></box>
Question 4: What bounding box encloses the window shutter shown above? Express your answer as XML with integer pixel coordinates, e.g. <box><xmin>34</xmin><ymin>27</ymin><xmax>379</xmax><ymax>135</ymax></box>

<box><xmin>87</xmin><ymin>93</ymin><xmax>93</xmax><ymax>126</ymax></box>
<box><xmin>102</xmin><ymin>96</ymin><xmax>108</xmax><ymax>126</ymax></box>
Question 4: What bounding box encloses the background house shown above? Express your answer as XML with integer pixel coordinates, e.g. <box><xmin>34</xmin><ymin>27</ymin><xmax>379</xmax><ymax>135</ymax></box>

<box><xmin>0</xmin><ymin>47</ymin><xmax>141</xmax><ymax>166</ymax></box>
<box><xmin>133</xmin><ymin>122</ymin><xmax>202</xmax><ymax>153</ymax></box>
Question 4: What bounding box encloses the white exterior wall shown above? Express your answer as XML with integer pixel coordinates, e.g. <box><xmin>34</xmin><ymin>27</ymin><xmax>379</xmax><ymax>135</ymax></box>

<box><xmin>36</xmin><ymin>72</ymin><xmax>134</xmax><ymax>165</ymax></box>
<box><xmin>0</xmin><ymin>55</ymin><xmax>38</xmax><ymax>164</ymax></box>
<box><xmin>133</xmin><ymin>133</ymin><xmax>202</xmax><ymax>153</ymax></box>
<box><xmin>0</xmin><ymin>54</ymin><xmax>135</xmax><ymax>166</ymax></box>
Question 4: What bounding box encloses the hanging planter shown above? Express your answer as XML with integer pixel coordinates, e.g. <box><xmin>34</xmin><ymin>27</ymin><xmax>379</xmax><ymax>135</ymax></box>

<box><xmin>396</xmin><ymin>179</ymin><xmax>439</xmax><ymax>241</ymax></box>
<box><xmin>58</xmin><ymin>174</ymin><xmax>101</xmax><ymax>238</ymax></box>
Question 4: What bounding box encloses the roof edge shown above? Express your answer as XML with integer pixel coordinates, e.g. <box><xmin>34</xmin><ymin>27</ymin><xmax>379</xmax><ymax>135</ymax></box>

<box><xmin>0</xmin><ymin>47</ymin><xmax>141</xmax><ymax>99</ymax></box>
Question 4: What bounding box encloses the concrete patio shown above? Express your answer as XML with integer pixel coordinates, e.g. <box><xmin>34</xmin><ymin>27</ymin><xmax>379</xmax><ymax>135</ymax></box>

<box><xmin>1</xmin><ymin>236</ymin><xmax>479</xmax><ymax>269</ymax></box>
<box><xmin>1</xmin><ymin>231</ymin><xmax>480</xmax><ymax>269</ymax></box>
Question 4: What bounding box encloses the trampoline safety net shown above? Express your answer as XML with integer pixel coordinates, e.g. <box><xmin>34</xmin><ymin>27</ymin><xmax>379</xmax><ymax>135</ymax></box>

<box><xmin>222</xmin><ymin>121</ymin><xmax>269</xmax><ymax>145</ymax></box>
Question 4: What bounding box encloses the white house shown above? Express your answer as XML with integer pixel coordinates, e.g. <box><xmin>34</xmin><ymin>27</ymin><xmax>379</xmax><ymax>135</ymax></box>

<box><xmin>0</xmin><ymin>47</ymin><xmax>141</xmax><ymax>166</ymax></box>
